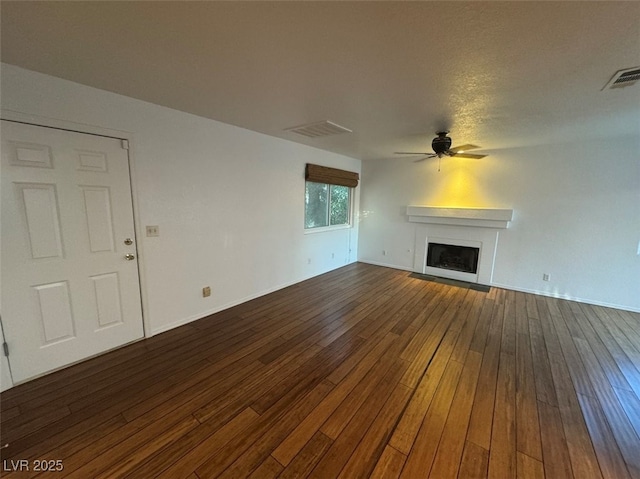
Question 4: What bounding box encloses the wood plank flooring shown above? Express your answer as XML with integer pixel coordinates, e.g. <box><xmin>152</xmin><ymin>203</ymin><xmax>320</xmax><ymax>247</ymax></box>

<box><xmin>1</xmin><ymin>263</ymin><xmax>639</xmax><ymax>478</ymax></box>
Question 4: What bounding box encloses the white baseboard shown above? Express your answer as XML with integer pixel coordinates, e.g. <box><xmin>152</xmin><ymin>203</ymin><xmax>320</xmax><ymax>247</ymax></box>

<box><xmin>152</xmin><ymin>260</ymin><xmax>638</xmax><ymax>336</ymax></box>
<box><xmin>489</xmin><ymin>282</ymin><xmax>640</xmax><ymax>313</ymax></box>
<box><xmin>357</xmin><ymin>259</ymin><xmax>414</xmax><ymax>272</ymax></box>
<box><xmin>358</xmin><ymin>260</ymin><xmax>640</xmax><ymax>314</ymax></box>
<box><xmin>150</xmin><ymin>261</ymin><xmax>358</xmax><ymax>336</ymax></box>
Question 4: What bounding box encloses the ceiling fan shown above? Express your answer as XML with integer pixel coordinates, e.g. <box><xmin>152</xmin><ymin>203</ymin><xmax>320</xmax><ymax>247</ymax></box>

<box><xmin>395</xmin><ymin>131</ymin><xmax>487</xmax><ymax>164</ymax></box>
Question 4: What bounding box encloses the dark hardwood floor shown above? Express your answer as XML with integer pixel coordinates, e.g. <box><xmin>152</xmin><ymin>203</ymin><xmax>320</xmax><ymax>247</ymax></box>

<box><xmin>1</xmin><ymin>263</ymin><xmax>639</xmax><ymax>478</ymax></box>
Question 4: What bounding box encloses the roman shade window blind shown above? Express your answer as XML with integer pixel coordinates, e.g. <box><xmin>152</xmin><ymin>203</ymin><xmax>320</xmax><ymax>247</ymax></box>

<box><xmin>305</xmin><ymin>164</ymin><xmax>359</xmax><ymax>188</ymax></box>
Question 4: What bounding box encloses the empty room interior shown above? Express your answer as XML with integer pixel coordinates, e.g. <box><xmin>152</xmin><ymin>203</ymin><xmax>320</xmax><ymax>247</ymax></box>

<box><xmin>1</xmin><ymin>2</ymin><xmax>639</xmax><ymax>478</ymax></box>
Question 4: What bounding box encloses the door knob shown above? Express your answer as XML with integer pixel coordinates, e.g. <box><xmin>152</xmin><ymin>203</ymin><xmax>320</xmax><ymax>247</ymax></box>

<box><xmin>124</xmin><ymin>238</ymin><xmax>133</xmax><ymax>245</ymax></box>
<box><xmin>124</xmin><ymin>254</ymin><xmax>135</xmax><ymax>261</ymax></box>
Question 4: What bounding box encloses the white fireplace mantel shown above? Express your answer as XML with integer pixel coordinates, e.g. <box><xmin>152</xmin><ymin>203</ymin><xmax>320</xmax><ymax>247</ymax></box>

<box><xmin>407</xmin><ymin>206</ymin><xmax>514</xmax><ymax>229</ymax></box>
<box><xmin>409</xmin><ymin>206</ymin><xmax>514</xmax><ymax>284</ymax></box>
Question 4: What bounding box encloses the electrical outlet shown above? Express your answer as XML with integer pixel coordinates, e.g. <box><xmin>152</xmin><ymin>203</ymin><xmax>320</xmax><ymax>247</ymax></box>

<box><xmin>146</xmin><ymin>225</ymin><xmax>159</xmax><ymax>237</ymax></box>
<box><xmin>543</xmin><ymin>273</ymin><xmax>550</xmax><ymax>282</ymax></box>
<box><xmin>202</xmin><ymin>286</ymin><xmax>211</xmax><ymax>297</ymax></box>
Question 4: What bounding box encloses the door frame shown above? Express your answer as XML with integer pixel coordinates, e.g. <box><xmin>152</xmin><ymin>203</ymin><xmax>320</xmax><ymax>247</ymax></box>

<box><xmin>0</xmin><ymin>316</ymin><xmax>13</xmax><ymax>391</ymax></box>
<box><xmin>1</xmin><ymin>109</ymin><xmax>152</xmax><ymax>348</ymax></box>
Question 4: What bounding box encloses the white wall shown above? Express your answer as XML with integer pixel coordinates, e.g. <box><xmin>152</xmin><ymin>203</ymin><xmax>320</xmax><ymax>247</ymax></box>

<box><xmin>358</xmin><ymin>137</ymin><xmax>640</xmax><ymax>312</ymax></box>
<box><xmin>1</xmin><ymin>64</ymin><xmax>360</xmax><ymax>334</ymax></box>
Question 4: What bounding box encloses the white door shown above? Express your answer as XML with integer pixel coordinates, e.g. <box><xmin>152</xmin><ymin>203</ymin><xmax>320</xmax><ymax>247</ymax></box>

<box><xmin>1</xmin><ymin>120</ymin><xmax>144</xmax><ymax>383</ymax></box>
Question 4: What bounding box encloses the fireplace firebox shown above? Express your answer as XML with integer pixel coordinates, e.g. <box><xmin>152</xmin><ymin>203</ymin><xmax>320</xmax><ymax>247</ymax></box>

<box><xmin>427</xmin><ymin>242</ymin><xmax>479</xmax><ymax>274</ymax></box>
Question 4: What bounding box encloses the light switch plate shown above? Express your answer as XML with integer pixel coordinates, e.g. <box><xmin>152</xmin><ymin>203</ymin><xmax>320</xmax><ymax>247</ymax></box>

<box><xmin>146</xmin><ymin>225</ymin><xmax>159</xmax><ymax>237</ymax></box>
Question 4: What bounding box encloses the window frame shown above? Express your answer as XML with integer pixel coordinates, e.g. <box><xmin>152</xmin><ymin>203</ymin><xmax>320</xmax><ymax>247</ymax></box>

<box><xmin>304</xmin><ymin>181</ymin><xmax>353</xmax><ymax>233</ymax></box>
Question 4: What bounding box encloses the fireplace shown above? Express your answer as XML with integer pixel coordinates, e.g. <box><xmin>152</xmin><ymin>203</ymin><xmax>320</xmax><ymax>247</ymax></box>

<box><xmin>407</xmin><ymin>206</ymin><xmax>514</xmax><ymax>285</ymax></box>
<box><xmin>427</xmin><ymin>242</ymin><xmax>479</xmax><ymax>274</ymax></box>
<box><xmin>422</xmin><ymin>236</ymin><xmax>483</xmax><ymax>283</ymax></box>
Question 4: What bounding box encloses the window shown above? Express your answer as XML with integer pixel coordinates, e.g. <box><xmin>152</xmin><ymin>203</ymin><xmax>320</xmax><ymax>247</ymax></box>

<box><xmin>305</xmin><ymin>182</ymin><xmax>351</xmax><ymax>229</ymax></box>
<box><xmin>303</xmin><ymin>163</ymin><xmax>358</xmax><ymax>231</ymax></box>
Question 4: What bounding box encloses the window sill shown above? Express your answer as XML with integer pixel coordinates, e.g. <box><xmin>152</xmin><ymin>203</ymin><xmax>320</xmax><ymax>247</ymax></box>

<box><xmin>304</xmin><ymin>224</ymin><xmax>352</xmax><ymax>235</ymax></box>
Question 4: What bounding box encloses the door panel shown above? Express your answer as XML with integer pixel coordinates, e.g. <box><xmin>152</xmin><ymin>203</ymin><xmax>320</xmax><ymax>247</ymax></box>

<box><xmin>33</xmin><ymin>280</ymin><xmax>76</xmax><ymax>344</ymax></box>
<box><xmin>1</xmin><ymin>120</ymin><xmax>144</xmax><ymax>383</ymax></box>
<box><xmin>91</xmin><ymin>272</ymin><xmax>124</xmax><ymax>329</ymax></box>
<box><xmin>81</xmin><ymin>186</ymin><xmax>116</xmax><ymax>253</ymax></box>
<box><xmin>17</xmin><ymin>182</ymin><xmax>64</xmax><ymax>259</ymax></box>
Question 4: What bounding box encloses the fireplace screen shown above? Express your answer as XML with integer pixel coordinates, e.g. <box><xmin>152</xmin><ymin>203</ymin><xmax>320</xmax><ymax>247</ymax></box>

<box><xmin>427</xmin><ymin>242</ymin><xmax>479</xmax><ymax>274</ymax></box>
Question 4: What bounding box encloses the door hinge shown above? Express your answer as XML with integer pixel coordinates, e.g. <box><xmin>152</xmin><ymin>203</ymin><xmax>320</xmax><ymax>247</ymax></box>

<box><xmin>2</xmin><ymin>342</ymin><xmax>8</xmax><ymax>357</ymax></box>
<box><xmin>121</xmin><ymin>139</ymin><xmax>129</xmax><ymax>150</ymax></box>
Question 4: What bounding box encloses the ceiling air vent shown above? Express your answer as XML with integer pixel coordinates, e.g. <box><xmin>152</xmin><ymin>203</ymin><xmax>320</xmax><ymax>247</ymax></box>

<box><xmin>603</xmin><ymin>66</ymin><xmax>640</xmax><ymax>90</ymax></box>
<box><xmin>284</xmin><ymin>120</ymin><xmax>352</xmax><ymax>138</ymax></box>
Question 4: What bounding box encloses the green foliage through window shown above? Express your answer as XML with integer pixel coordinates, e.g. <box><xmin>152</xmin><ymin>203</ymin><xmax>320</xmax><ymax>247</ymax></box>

<box><xmin>305</xmin><ymin>182</ymin><xmax>350</xmax><ymax>229</ymax></box>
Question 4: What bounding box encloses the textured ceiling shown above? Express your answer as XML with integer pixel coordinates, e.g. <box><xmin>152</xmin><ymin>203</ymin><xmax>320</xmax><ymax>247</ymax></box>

<box><xmin>1</xmin><ymin>1</ymin><xmax>639</xmax><ymax>160</ymax></box>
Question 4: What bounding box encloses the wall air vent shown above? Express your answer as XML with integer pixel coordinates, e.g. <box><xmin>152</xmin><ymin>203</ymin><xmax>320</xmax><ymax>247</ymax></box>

<box><xmin>284</xmin><ymin>120</ymin><xmax>352</xmax><ymax>138</ymax></box>
<box><xmin>603</xmin><ymin>66</ymin><xmax>640</xmax><ymax>90</ymax></box>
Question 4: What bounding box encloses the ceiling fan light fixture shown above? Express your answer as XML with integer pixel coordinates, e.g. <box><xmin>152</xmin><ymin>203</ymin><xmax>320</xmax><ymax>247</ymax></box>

<box><xmin>395</xmin><ymin>132</ymin><xmax>487</xmax><ymax>163</ymax></box>
<box><xmin>432</xmin><ymin>132</ymin><xmax>452</xmax><ymax>155</ymax></box>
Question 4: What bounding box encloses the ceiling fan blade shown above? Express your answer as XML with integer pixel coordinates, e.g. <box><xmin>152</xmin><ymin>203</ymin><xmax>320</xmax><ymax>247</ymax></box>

<box><xmin>413</xmin><ymin>155</ymin><xmax>436</xmax><ymax>162</ymax></box>
<box><xmin>394</xmin><ymin>152</ymin><xmax>432</xmax><ymax>155</ymax></box>
<box><xmin>451</xmin><ymin>152</ymin><xmax>487</xmax><ymax>159</ymax></box>
<box><xmin>450</xmin><ymin>144</ymin><xmax>480</xmax><ymax>153</ymax></box>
